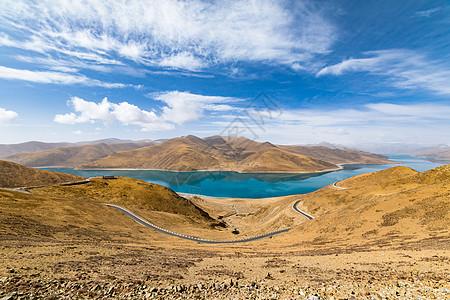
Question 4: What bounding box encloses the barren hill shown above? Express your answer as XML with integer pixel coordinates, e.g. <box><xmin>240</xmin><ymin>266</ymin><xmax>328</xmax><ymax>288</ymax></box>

<box><xmin>35</xmin><ymin>176</ymin><xmax>216</xmax><ymax>226</ymax></box>
<box><xmin>282</xmin><ymin>164</ymin><xmax>450</xmax><ymax>248</ymax></box>
<box><xmin>1</xmin><ymin>142</ymin><xmax>153</xmax><ymax>167</ymax></box>
<box><xmin>415</xmin><ymin>146</ymin><xmax>450</xmax><ymax>161</ymax></box>
<box><xmin>0</xmin><ymin>138</ymin><xmax>151</xmax><ymax>157</ymax></box>
<box><xmin>279</xmin><ymin>145</ymin><xmax>391</xmax><ymax>164</ymax></box>
<box><xmin>82</xmin><ymin>135</ymin><xmax>340</xmax><ymax>173</ymax></box>
<box><xmin>0</xmin><ymin>160</ymin><xmax>85</xmax><ymax>188</ymax></box>
<box><xmin>0</xmin><ymin>141</ymin><xmax>72</xmax><ymax>157</ymax></box>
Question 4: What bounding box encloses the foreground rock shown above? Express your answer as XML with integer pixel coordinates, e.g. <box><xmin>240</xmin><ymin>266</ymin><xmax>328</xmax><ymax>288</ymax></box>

<box><xmin>1</xmin><ymin>275</ymin><xmax>448</xmax><ymax>299</ymax></box>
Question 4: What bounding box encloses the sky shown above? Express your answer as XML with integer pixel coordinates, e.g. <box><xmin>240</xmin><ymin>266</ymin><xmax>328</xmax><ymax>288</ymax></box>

<box><xmin>0</xmin><ymin>0</ymin><xmax>449</xmax><ymax>149</ymax></box>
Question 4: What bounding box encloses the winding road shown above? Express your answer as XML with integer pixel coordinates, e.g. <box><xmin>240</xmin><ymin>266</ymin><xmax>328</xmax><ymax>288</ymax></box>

<box><xmin>332</xmin><ymin>181</ymin><xmax>347</xmax><ymax>190</ymax></box>
<box><xmin>3</xmin><ymin>177</ymin><xmax>320</xmax><ymax>243</ymax></box>
<box><xmin>292</xmin><ymin>200</ymin><xmax>314</xmax><ymax>220</ymax></box>
<box><xmin>0</xmin><ymin>187</ymin><xmax>31</xmax><ymax>194</ymax></box>
<box><xmin>106</xmin><ymin>200</ymin><xmax>314</xmax><ymax>244</ymax></box>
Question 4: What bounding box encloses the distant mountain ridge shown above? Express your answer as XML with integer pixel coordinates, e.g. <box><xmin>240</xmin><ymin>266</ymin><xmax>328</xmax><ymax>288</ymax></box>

<box><xmin>81</xmin><ymin>135</ymin><xmax>391</xmax><ymax>173</ymax></box>
<box><xmin>2</xmin><ymin>141</ymin><xmax>154</xmax><ymax>167</ymax></box>
<box><xmin>414</xmin><ymin>145</ymin><xmax>450</xmax><ymax>161</ymax></box>
<box><xmin>1</xmin><ymin>135</ymin><xmax>394</xmax><ymax>172</ymax></box>
<box><xmin>0</xmin><ymin>138</ymin><xmax>152</xmax><ymax>157</ymax></box>
<box><xmin>0</xmin><ymin>141</ymin><xmax>73</xmax><ymax>157</ymax></box>
<box><xmin>279</xmin><ymin>145</ymin><xmax>390</xmax><ymax>165</ymax></box>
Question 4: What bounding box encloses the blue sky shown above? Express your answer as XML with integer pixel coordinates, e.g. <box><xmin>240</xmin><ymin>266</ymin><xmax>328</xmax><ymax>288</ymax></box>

<box><xmin>0</xmin><ymin>0</ymin><xmax>449</xmax><ymax>148</ymax></box>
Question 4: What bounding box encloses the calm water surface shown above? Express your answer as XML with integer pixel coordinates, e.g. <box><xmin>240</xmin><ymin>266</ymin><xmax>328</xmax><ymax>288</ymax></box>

<box><xmin>43</xmin><ymin>155</ymin><xmax>448</xmax><ymax>198</ymax></box>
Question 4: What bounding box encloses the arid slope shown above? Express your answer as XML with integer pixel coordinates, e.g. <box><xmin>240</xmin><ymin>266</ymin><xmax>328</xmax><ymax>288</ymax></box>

<box><xmin>279</xmin><ymin>165</ymin><xmax>450</xmax><ymax>249</ymax></box>
<box><xmin>0</xmin><ymin>160</ymin><xmax>84</xmax><ymax>188</ymax></box>
<box><xmin>35</xmin><ymin>177</ymin><xmax>216</xmax><ymax>225</ymax></box>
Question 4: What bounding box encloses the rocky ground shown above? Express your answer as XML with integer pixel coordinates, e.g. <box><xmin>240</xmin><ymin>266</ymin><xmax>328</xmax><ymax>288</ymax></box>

<box><xmin>1</xmin><ymin>242</ymin><xmax>449</xmax><ymax>299</ymax></box>
<box><xmin>1</xmin><ymin>276</ymin><xmax>449</xmax><ymax>299</ymax></box>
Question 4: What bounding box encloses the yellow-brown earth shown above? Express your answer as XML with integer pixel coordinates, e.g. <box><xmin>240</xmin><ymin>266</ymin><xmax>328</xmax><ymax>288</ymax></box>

<box><xmin>0</xmin><ymin>163</ymin><xmax>449</xmax><ymax>299</ymax></box>
<box><xmin>0</xmin><ymin>160</ymin><xmax>84</xmax><ymax>188</ymax></box>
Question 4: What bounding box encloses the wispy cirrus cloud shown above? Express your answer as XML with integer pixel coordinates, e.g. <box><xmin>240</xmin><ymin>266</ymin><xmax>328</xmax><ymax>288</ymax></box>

<box><xmin>0</xmin><ymin>107</ymin><xmax>18</xmax><ymax>124</ymax></box>
<box><xmin>0</xmin><ymin>0</ymin><xmax>335</xmax><ymax>73</ymax></box>
<box><xmin>416</xmin><ymin>7</ymin><xmax>442</xmax><ymax>18</ymax></box>
<box><xmin>54</xmin><ymin>92</ymin><xmax>243</xmax><ymax>131</ymax></box>
<box><xmin>317</xmin><ymin>49</ymin><xmax>450</xmax><ymax>95</ymax></box>
<box><xmin>0</xmin><ymin>66</ymin><xmax>137</xmax><ymax>88</ymax></box>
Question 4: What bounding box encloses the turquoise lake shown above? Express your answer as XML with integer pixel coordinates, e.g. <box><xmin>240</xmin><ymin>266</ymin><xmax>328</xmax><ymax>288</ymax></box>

<box><xmin>43</xmin><ymin>155</ymin><xmax>448</xmax><ymax>198</ymax></box>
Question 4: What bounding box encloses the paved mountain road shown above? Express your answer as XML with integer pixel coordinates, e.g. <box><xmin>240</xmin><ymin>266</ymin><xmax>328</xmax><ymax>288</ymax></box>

<box><xmin>106</xmin><ymin>200</ymin><xmax>314</xmax><ymax>244</ymax></box>
<box><xmin>332</xmin><ymin>181</ymin><xmax>348</xmax><ymax>190</ymax></box>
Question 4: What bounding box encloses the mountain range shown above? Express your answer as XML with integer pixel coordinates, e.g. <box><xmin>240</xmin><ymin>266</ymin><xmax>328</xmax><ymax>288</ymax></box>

<box><xmin>414</xmin><ymin>145</ymin><xmax>450</xmax><ymax>161</ymax></box>
<box><xmin>81</xmin><ymin>135</ymin><xmax>392</xmax><ymax>172</ymax></box>
<box><xmin>2</xmin><ymin>141</ymin><xmax>154</xmax><ymax>167</ymax></box>
<box><xmin>1</xmin><ymin>135</ymin><xmax>394</xmax><ymax>172</ymax></box>
<box><xmin>0</xmin><ymin>138</ymin><xmax>153</xmax><ymax>157</ymax></box>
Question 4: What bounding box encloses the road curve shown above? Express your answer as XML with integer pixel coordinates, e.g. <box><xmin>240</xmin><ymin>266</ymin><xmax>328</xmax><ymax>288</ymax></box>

<box><xmin>332</xmin><ymin>181</ymin><xmax>347</xmax><ymax>190</ymax></box>
<box><xmin>0</xmin><ymin>179</ymin><xmax>91</xmax><ymax>194</ymax></box>
<box><xmin>0</xmin><ymin>187</ymin><xmax>31</xmax><ymax>194</ymax></box>
<box><xmin>105</xmin><ymin>204</ymin><xmax>293</xmax><ymax>244</ymax></box>
<box><xmin>292</xmin><ymin>200</ymin><xmax>314</xmax><ymax>220</ymax></box>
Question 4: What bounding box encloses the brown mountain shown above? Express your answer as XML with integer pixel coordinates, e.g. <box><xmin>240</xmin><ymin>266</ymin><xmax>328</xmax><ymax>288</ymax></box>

<box><xmin>82</xmin><ymin>135</ymin><xmax>341</xmax><ymax>173</ymax></box>
<box><xmin>0</xmin><ymin>160</ymin><xmax>85</xmax><ymax>188</ymax></box>
<box><xmin>1</xmin><ymin>142</ymin><xmax>153</xmax><ymax>167</ymax></box>
<box><xmin>415</xmin><ymin>146</ymin><xmax>450</xmax><ymax>161</ymax></box>
<box><xmin>279</xmin><ymin>145</ymin><xmax>392</xmax><ymax>164</ymax></box>
<box><xmin>0</xmin><ymin>138</ymin><xmax>151</xmax><ymax>157</ymax></box>
<box><xmin>0</xmin><ymin>141</ymin><xmax>72</xmax><ymax>157</ymax></box>
<box><xmin>283</xmin><ymin>164</ymin><xmax>450</xmax><ymax>248</ymax></box>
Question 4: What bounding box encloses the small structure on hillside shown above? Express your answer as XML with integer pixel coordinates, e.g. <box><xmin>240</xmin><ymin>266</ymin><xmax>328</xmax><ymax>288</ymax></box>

<box><xmin>102</xmin><ymin>175</ymin><xmax>117</xmax><ymax>180</ymax></box>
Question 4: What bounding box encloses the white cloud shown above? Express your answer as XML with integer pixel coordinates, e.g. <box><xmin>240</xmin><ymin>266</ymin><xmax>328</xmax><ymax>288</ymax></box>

<box><xmin>111</xmin><ymin>102</ymin><xmax>154</xmax><ymax>124</ymax></box>
<box><xmin>317</xmin><ymin>49</ymin><xmax>450</xmax><ymax>95</ymax></box>
<box><xmin>55</xmin><ymin>97</ymin><xmax>119</xmax><ymax>125</ymax></box>
<box><xmin>54</xmin><ymin>92</ymin><xmax>241</xmax><ymax>131</ymax></box>
<box><xmin>71</xmin><ymin>97</ymin><xmax>114</xmax><ymax>123</ymax></box>
<box><xmin>158</xmin><ymin>53</ymin><xmax>205</xmax><ymax>71</ymax></box>
<box><xmin>0</xmin><ymin>0</ymin><xmax>335</xmax><ymax>72</ymax></box>
<box><xmin>0</xmin><ymin>66</ymin><xmax>133</xmax><ymax>88</ymax></box>
<box><xmin>54</xmin><ymin>113</ymin><xmax>78</xmax><ymax>125</ymax></box>
<box><xmin>153</xmin><ymin>91</ymin><xmax>241</xmax><ymax>124</ymax></box>
<box><xmin>0</xmin><ymin>107</ymin><xmax>18</xmax><ymax>124</ymax></box>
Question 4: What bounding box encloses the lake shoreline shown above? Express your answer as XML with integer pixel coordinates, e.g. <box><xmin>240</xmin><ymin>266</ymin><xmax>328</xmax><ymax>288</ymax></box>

<box><xmin>39</xmin><ymin>155</ymin><xmax>445</xmax><ymax>198</ymax></box>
